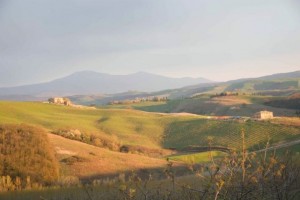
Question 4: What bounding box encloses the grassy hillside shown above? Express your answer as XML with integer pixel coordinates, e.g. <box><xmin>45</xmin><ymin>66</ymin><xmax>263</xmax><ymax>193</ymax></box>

<box><xmin>0</xmin><ymin>101</ymin><xmax>299</xmax><ymax>198</ymax></box>
<box><xmin>164</xmin><ymin>118</ymin><xmax>300</xmax><ymax>150</ymax></box>
<box><xmin>48</xmin><ymin>133</ymin><xmax>168</xmax><ymax>180</ymax></box>
<box><xmin>126</xmin><ymin>95</ymin><xmax>297</xmax><ymax>116</ymax></box>
<box><xmin>224</xmin><ymin>80</ymin><xmax>299</xmax><ymax>92</ymax></box>
<box><xmin>264</xmin><ymin>93</ymin><xmax>300</xmax><ymax>110</ymax></box>
<box><xmin>168</xmin><ymin>151</ymin><xmax>226</xmax><ymax>163</ymax></box>
<box><xmin>0</xmin><ymin>124</ymin><xmax>58</xmax><ymax>186</ymax></box>
<box><xmin>0</xmin><ymin>101</ymin><xmax>171</xmax><ymax>149</ymax></box>
<box><xmin>67</xmin><ymin>71</ymin><xmax>300</xmax><ymax>108</ymax></box>
<box><xmin>0</xmin><ymin>101</ymin><xmax>299</xmax><ymax>152</ymax></box>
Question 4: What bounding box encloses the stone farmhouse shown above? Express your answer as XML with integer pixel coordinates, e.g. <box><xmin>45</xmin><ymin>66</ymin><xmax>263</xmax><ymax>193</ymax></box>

<box><xmin>253</xmin><ymin>111</ymin><xmax>273</xmax><ymax>119</ymax></box>
<box><xmin>48</xmin><ymin>97</ymin><xmax>72</xmax><ymax>106</ymax></box>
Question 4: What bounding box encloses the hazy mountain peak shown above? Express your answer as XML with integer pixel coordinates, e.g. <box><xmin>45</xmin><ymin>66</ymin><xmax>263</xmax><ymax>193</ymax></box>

<box><xmin>0</xmin><ymin>70</ymin><xmax>299</xmax><ymax>101</ymax></box>
<box><xmin>133</xmin><ymin>71</ymin><xmax>150</xmax><ymax>75</ymax></box>
<box><xmin>67</xmin><ymin>70</ymin><xmax>107</xmax><ymax>77</ymax></box>
<box><xmin>0</xmin><ymin>71</ymin><xmax>211</xmax><ymax>97</ymax></box>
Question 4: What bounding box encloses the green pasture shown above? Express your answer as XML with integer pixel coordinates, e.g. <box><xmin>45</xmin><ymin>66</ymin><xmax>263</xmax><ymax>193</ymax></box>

<box><xmin>168</xmin><ymin>151</ymin><xmax>226</xmax><ymax>164</ymax></box>
<box><xmin>0</xmin><ymin>101</ymin><xmax>299</xmax><ymax>151</ymax></box>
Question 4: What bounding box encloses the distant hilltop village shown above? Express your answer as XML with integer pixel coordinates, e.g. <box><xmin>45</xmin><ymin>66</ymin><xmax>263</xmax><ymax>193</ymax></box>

<box><xmin>109</xmin><ymin>96</ymin><xmax>168</xmax><ymax>105</ymax></box>
<box><xmin>47</xmin><ymin>96</ymin><xmax>274</xmax><ymax>120</ymax></box>
<box><xmin>48</xmin><ymin>97</ymin><xmax>72</xmax><ymax>106</ymax></box>
<box><xmin>47</xmin><ymin>97</ymin><xmax>96</xmax><ymax>110</ymax></box>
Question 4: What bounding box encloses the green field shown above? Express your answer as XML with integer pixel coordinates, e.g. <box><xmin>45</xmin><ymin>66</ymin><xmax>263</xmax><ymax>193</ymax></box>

<box><xmin>0</xmin><ymin>101</ymin><xmax>299</xmax><ymax>151</ymax></box>
<box><xmin>0</xmin><ymin>101</ymin><xmax>171</xmax><ymax>148</ymax></box>
<box><xmin>168</xmin><ymin>151</ymin><xmax>226</xmax><ymax>163</ymax></box>
<box><xmin>119</xmin><ymin>95</ymin><xmax>298</xmax><ymax>117</ymax></box>
<box><xmin>0</xmin><ymin>101</ymin><xmax>300</xmax><ymax>199</ymax></box>
<box><xmin>164</xmin><ymin>118</ymin><xmax>300</xmax><ymax>150</ymax></box>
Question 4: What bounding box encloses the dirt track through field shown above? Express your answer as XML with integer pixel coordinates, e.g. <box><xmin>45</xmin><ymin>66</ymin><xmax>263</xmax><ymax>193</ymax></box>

<box><xmin>254</xmin><ymin>139</ymin><xmax>300</xmax><ymax>153</ymax></box>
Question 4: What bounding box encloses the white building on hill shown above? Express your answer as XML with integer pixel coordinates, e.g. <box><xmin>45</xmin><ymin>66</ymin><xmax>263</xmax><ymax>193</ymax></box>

<box><xmin>253</xmin><ymin>111</ymin><xmax>273</xmax><ymax>119</ymax></box>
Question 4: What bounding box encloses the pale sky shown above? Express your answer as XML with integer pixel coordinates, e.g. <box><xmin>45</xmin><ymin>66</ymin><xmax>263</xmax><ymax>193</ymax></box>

<box><xmin>0</xmin><ymin>0</ymin><xmax>300</xmax><ymax>87</ymax></box>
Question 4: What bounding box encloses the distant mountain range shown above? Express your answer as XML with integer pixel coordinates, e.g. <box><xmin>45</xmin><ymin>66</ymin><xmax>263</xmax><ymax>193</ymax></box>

<box><xmin>0</xmin><ymin>71</ymin><xmax>211</xmax><ymax>98</ymax></box>
<box><xmin>228</xmin><ymin>70</ymin><xmax>300</xmax><ymax>83</ymax></box>
<box><xmin>0</xmin><ymin>70</ymin><xmax>299</xmax><ymax>102</ymax></box>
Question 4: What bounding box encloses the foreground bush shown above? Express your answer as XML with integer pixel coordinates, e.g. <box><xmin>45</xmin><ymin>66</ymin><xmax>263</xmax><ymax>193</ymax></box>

<box><xmin>0</xmin><ymin>129</ymin><xmax>299</xmax><ymax>200</ymax></box>
<box><xmin>2</xmin><ymin>148</ymin><xmax>298</xmax><ymax>200</ymax></box>
<box><xmin>103</xmin><ymin>131</ymin><xmax>300</xmax><ymax>199</ymax></box>
<box><xmin>0</xmin><ymin>124</ymin><xmax>59</xmax><ymax>191</ymax></box>
<box><xmin>110</xmin><ymin>150</ymin><xmax>300</xmax><ymax>200</ymax></box>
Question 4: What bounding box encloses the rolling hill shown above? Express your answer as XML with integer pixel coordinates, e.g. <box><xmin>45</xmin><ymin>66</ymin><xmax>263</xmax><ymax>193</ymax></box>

<box><xmin>0</xmin><ymin>101</ymin><xmax>299</xmax><ymax>151</ymax></box>
<box><xmin>1</xmin><ymin>70</ymin><xmax>299</xmax><ymax>106</ymax></box>
<box><xmin>0</xmin><ymin>101</ymin><xmax>299</xmax><ymax>194</ymax></box>
<box><xmin>127</xmin><ymin>95</ymin><xmax>298</xmax><ymax>116</ymax></box>
<box><xmin>48</xmin><ymin>133</ymin><xmax>168</xmax><ymax>180</ymax></box>
<box><xmin>264</xmin><ymin>92</ymin><xmax>300</xmax><ymax>110</ymax></box>
<box><xmin>180</xmin><ymin>70</ymin><xmax>300</xmax><ymax>97</ymax></box>
<box><xmin>0</xmin><ymin>71</ymin><xmax>210</xmax><ymax>98</ymax></box>
<box><xmin>67</xmin><ymin>70</ymin><xmax>300</xmax><ymax>106</ymax></box>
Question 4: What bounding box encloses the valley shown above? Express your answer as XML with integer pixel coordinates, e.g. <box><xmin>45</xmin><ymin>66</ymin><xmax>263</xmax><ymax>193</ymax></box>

<box><xmin>0</xmin><ymin>100</ymin><xmax>299</xmax><ymax>199</ymax></box>
<box><xmin>0</xmin><ymin>71</ymin><xmax>300</xmax><ymax>199</ymax></box>
<box><xmin>2</xmin><ymin>1</ymin><xmax>300</xmax><ymax>198</ymax></box>
<box><xmin>0</xmin><ymin>101</ymin><xmax>299</xmax><ymax>177</ymax></box>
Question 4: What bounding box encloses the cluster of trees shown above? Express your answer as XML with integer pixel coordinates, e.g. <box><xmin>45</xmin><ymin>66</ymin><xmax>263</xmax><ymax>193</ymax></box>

<box><xmin>0</xmin><ymin>124</ymin><xmax>59</xmax><ymax>190</ymax></box>
<box><xmin>109</xmin><ymin>96</ymin><xmax>168</xmax><ymax>105</ymax></box>
<box><xmin>120</xmin><ymin>145</ymin><xmax>168</xmax><ymax>157</ymax></box>
<box><xmin>210</xmin><ymin>92</ymin><xmax>240</xmax><ymax>98</ymax></box>
<box><xmin>52</xmin><ymin>129</ymin><xmax>166</xmax><ymax>156</ymax></box>
<box><xmin>52</xmin><ymin>129</ymin><xmax>121</xmax><ymax>151</ymax></box>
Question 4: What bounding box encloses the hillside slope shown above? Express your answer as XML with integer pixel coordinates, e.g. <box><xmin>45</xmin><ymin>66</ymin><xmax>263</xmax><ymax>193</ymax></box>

<box><xmin>129</xmin><ymin>95</ymin><xmax>298</xmax><ymax>116</ymax></box>
<box><xmin>0</xmin><ymin>102</ymin><xmax>299</xmax><ymax>152</ymax></box>
<box><xmin>48</xmin><ymin>133</ymin><xmax>168</xmax><ymax>180</ymax></box>
<box><xmin>264</xmin><ymin>93</ymin><xmax>300</xmax><ymax>110</ymax></box>
<box><xmin>0</xmin><ymin>101</ymin><xmax>299</xmax><ymax>188</ymax></box>
<box><xmin>67</xmin><ymin>71</ymin><xmax>300</xmax><ymax>106</ymax></box>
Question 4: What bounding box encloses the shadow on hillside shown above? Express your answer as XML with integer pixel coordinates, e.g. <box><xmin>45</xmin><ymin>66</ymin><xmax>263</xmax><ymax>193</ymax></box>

<box><xmin>161</xmin><ymin>118</ymin><xmax>235</xmax><ymax>150</ymax></box>
<box><xmin>79</xmin><ymin>145</ymin><xmax>234</xmax><ymax>184</ymax></box>
<box><xmin>136</xmin><ymin>97</ymin><xmax>297</xmax><ymax>117</ymax></box>
<box><xmin>79</xmin><ymin>163</ymin><xmax>199</xmax><ymax>184</ymax></box>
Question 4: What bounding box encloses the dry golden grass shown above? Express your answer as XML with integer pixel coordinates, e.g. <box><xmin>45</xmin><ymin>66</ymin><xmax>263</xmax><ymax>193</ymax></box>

<box><xmin>207</xmin><ymin>96</ymin><xmax>251</xmax><ymax>106</ymax></box>
<box><xmin>48</xmin><ymin>133</ymin><xmax>169</xmax><ymax>179</ymax></box>
<box><xmin>271</xmin><ymin>117</ymin><xmax>300</xmax><ymax>127</ymax></box>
